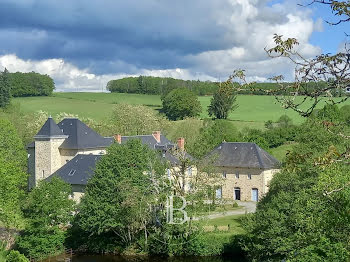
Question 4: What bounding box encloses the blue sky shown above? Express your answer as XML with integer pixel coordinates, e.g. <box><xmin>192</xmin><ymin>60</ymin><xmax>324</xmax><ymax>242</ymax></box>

<box><xmin>0</xmin><ymin>0</ymin><xmax>347</xmax><ymax>91</ymax></box>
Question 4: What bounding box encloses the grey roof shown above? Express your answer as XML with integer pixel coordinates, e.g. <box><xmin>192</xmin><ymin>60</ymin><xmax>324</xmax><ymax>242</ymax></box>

<box><xmin>121</xmin><ymin>135</ymin><xmax>193</xmax><ymax>164</ymax></box>
<box><xmin>121</xmin><ymin>135</ymin><xmax>174</xmax><ymax>150</ymax></box>
<box><xmin>48</xmin><ymin>154</ymin><xmax>101</xmax><ymax>185</ymax></box>
<box><xmin>57</xmin><ymin>118</ymin><xmax>114</xmax><ymax>149</ymax></box>
<box><xmin>34</xmin><ymin>117</ymin><xmax>66</xmax><ymax>138</ymax></box>
<box><xmin>207</xmin><ymin>142</ymin><xmax>280</xmax><ymax>169</ymax></box>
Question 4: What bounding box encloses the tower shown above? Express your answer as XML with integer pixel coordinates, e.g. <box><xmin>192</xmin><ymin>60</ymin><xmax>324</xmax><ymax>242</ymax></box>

<box><xmin>28</xmin><ymin>117</ymin><xmax>68</xmax><ymax>189</ymax></box>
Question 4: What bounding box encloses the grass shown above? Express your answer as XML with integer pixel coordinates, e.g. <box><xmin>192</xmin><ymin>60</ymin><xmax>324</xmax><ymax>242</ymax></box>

<box><xmin>269</xmin><ymin>142</ymin><xmax>298</xmax><ymax>162</ymax></box>
<box><xmin>15</xmin><ymin>92</ymin><xmax>350</xmax><ymax>123</ymax></box>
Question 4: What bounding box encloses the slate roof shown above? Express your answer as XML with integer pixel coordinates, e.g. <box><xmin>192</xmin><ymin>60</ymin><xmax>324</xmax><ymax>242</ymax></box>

<box><xmin>57</xmin><ymin>118</ymin><xmax>114</xmax><ymax>149</ymax></box>
<box><xmin>48</xmin><ymin>154</ymin><xmax>101</xmax><ymax>185</ymax></box>
<box><xmin>34</xmin><ymin>117</ymin><xmax>66</xmax><ymax>138</ymax></box>
<box><xmin>121</xmin><ymin>135</ymin><xmax>193</xmax><ymax>164</ymax></box>
<box><xmin>207</xmin><ymin>142</ymin><xmax>280</xmax><ymax>169</ymax></box>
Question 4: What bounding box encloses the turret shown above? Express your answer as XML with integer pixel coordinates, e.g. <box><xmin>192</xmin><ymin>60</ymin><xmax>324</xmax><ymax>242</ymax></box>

<box><xmin>29</xmin><ymin>117</ymin><xmax>68</xmax><ymax>188</ymax></box>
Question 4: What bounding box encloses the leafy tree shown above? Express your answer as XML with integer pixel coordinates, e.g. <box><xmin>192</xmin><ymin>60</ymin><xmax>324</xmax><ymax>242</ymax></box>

<box><xmin>208</xmin><ymin>77</ymin><xmax>238</xmax><ymax>119</ymax></box>
<box><xmin>0</xmin><ymin>68</ymin><xmax>11</xmax><ymax>108</ymax></box>
<box><xmin>17</xmin><ymin>178</ymin><xmax>75</xmax><ymax>259</ymax></box>
<box><xmin>0</xmin><ymin>156</ymin><xmax>27</xmax><ymax>243</ymax></box>
<box><xmin>8</xmin><ymin>72</ymin><xmax>55</xmax><ymax>97</ymax></box>
<box><xmin>190</xmin><ymin>119</ymin><xmax>241</xmax><ymax>157</ymax></box>
<box><xmin>75</xmin><ymin>140</ymin><xmax>167</xmax><ymax>251</ymax></box>
<box><xmin>109</xmin><ymin>103</ymin><xmax>169</xmax><ymax>135</ymax></box>
<box><xmin>162</xmin><ymin>88</ymin><xmax>202</xmax><ymax>120</ymax></box>
<box><xmin>0</xmin><ymin>118</ymin><xmax>27</xmax><ymax>167</ymax></box>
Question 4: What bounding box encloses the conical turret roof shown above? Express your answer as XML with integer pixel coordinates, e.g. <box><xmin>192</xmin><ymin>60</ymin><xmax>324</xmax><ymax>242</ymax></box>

<box><xmin>34</xmin><ymin>117</ymin><xmax>66</xmax><ymax>138</ymax></box>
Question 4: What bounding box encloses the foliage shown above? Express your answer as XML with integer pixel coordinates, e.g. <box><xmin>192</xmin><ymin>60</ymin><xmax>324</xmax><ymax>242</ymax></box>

<box><xmin>190</xmin><ymin>119</ymin><xmax>241</xmax><ymax>157</ymax></box>
<box><xmin>6</xmin><ymin>250</ymin><xmax>28</xmax><ymax>262</ymax></box>
<box><xmin>0</xmin><ymin>156</ymin><xmax>27</xmax><ymax>233</ymax></box>
<box><xmin>240</xmin><ymin>117</ymin><xmax>350</xmax><ymax>261</ymax></box>
<box><xmin>0</xmin><ymin>68</ymin><xmax>11</xmax><ymax>108</ymax></box>
<box><xmin>75</xmin><ymin>140</ymin><xmax>167</xmax><ymax>252</ymax></box>
<box><xmin>162</xmin><ymin>88</ymin><xmax>202</xmax><ymax>120</ymax></box>
<box><xmin>8</xmin><ymin>71</ymin><xmax>55</xmax><ymax>97</ymax></box>
<box><xmin>17</xmin><ymin>178</ymin><xmax>75</xmax><ymax>259</ymax></box>
<box><xmin>109</xmin><ymin>103</ymin><xmax>169</xmax><ymax>135</ymax></box>
<box><xmin>208</xmin><ymin>76</ymin><xmax>238</xmax><ymax>119</ymax></box>
<box><xmin>0</xmin><ymin>118</ymin><xmax>27</xmax><ymax>166</ymax></box>
<box><xmin>107</xmin><ymin>75</ymin><xmax>219</xmax><ymax>96</ymax></box>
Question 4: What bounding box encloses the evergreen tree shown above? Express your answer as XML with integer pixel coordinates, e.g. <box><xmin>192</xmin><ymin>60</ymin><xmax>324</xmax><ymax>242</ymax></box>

<box><xmin>0</xmin><ymin>68</ymin><xmax>11</xmax><ymax>108</ymax></box>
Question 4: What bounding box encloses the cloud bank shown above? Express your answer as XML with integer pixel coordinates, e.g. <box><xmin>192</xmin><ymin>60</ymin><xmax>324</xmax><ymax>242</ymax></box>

<box><xmin>0</xmin><ymin>0</ymin><xmax>322</xmax><ymax>91</ymax></box>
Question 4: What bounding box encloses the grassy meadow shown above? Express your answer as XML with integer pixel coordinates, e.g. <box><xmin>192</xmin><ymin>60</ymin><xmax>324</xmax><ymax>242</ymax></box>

<box><xmin>12</xmin><ymin>92</ymin><xmax>349</xmax><ymax>161</ymax></box>
<box><xmin>14</xmin><ymin>92</ymin><xmax>348</xmax><ymax>129</ymax></box>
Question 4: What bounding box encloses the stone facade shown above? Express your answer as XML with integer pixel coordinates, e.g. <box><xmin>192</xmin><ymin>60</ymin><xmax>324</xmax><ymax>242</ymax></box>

<box><xmin>215</xmin><ymin>167</ymin><xmax>279</xmax><ymax>201</ymax></box>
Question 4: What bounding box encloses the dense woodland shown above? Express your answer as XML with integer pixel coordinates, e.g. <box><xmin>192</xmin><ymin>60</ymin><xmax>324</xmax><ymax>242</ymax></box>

<box><xmin>8</xmin><ymin>72</ymin><xmax>55</xmax><ymax>97</ymax></box>
<box><xmin>106</xmin><ymin>75</ymin><xmax>317</xmax><ymax>96</ymax></box>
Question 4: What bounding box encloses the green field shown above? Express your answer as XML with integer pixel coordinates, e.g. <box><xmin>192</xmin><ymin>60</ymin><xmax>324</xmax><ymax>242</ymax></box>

<box><xmin>14</xmin><ymin>92</ymin><xmax>349</xmax><ymax>129</ymax></box>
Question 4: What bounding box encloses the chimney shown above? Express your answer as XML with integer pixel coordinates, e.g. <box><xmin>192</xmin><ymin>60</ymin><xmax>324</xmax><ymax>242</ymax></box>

<box><xmin>113</xmin><ymin>134</ymin><xmax>122</xmax><ymax>144</ymax></box>
<box><xmin>177</xmin><ymin>137</ymin><xmax>185</xmax><ymax>151</ymax></box>
<box><xmin>152</xmin><ymin>131</ymin><xmax>161</xmax><ymax>143</ymax></box>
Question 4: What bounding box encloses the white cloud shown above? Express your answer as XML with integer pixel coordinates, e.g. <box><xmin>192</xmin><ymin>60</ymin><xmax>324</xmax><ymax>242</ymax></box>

<box><xmin>0</xmin><ymin>0</ymin><xmax>325</xmax><ymax>90</ymax></box>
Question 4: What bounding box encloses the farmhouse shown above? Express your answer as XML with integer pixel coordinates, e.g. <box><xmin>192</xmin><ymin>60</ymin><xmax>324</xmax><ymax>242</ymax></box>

<box><xmin>28</xmin><ymin>117</ymin><xmax>280</xmax><ymax>202</ymax></box>
<box><xmin>208</xmin><ymin>142</ymin><xmax>280</xmax><ymax>201</ymax></box>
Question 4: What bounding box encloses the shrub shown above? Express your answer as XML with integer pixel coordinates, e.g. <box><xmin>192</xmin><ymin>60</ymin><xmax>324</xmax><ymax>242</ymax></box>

<box><xmin>6</xmin><ymin>250</ymin><xmax>28</xmax><ymax>262</ymax></box>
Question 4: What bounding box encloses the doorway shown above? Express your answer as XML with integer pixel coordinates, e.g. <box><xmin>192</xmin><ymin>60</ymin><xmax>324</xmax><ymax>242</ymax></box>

<box><xmin>252</xmin><ymin>188</ymin><xmax>259</xmax><ymax>201</ymax></box>
<box><xmin>234</xmin><ymin>187</ymin><xmax>241</xmax><ymax>200</ymax></box>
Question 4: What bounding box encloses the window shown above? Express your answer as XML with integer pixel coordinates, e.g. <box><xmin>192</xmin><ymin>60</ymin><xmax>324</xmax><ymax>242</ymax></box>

<box><xmin>167</xmin><ymin>169</ymin><xmax>171</xmax><ymax>179</ymax></box>
<box><xmin>42</xmin><ymin>170</ymin><xmax>45</xmax><ymax>178</ymax></box>
<box><xmin>187</xmin><ymin>167</ymin><xmax>192</xmax><ymax>176</ymax></box>
<box><xmin>216</xmin><ymin>187</ymin><xmax>222</xmax><ymax>199</ymax></box>
<box><xmin>235</xmin><ymin>172</ymin><xmax>239</xmax><ymax>179</ymax></box>
<box><xmin>68</xmin><ymin>170</ymin><xmax>76</xmax><ymax>176</ymax></box>
<box><xmin>248</xmin><ymin>174</ymin><xmax>252</xmax><ymax>180</ymax></box>
<box><xmin>223</xmin><ymin>171</ymin><xmax>227</xmax><ymax>178</ymax></box>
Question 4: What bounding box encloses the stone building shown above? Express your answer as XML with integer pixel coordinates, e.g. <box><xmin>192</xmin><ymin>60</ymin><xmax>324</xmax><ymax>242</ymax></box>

<box><xmin>27</xmin><ymin>117</ymin><xmax>188</xmax><ymax>201</ymax></box>
<box><xmin>207</xmin><ymin>142</ymin><xmax>280</xmax><ymax>201</ymax></box>
<box><xmin>28</xmin><ymin>118</ymin><xmax>279</xmax><ymax>202</ymax></box>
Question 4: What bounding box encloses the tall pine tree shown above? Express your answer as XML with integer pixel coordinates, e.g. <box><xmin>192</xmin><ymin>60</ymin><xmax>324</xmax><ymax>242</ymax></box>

<box><xmin>0</xmin><ymin>68</ymin><xmax>11</xmax><ymax>108</ymax></box>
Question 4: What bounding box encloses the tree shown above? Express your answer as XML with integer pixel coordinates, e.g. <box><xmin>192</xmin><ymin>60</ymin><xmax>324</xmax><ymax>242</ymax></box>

<box><xmin>238</xmin><ymin>2</ymin><xmax>350</xmax><ymax>261</ymax></box>
<box><xmin>0</xmin><ymin>156</ymin><xmax>27</xmax><ymax>244</ymax></box>
<box><xmin>162</xmin><ymin>88</ymin><xmax>202</xmax><ymax>120</ymax></box>
<box><xmin>109</xmin><ymin>103</ymin><xmax>169</xmax><ymax>135</ymax></box>
<box><xmin>208</xmin><ymin>77</ymin><xmax>238</xmax><ymax>119</ymax></box>
<box><xmin>0</xmin><ymin>68</ymin><xmax>11</xmax><ymax>108</ymax></box>
<box><xmin>75</xmin><ymin>140</ymin><xmax>167</xmax><ymax>252</ymax></box>
<box><xmin>17</xmin><ymin>178</ymin><xmax>75</xmax><ymax>259</ymax></box>
<box><xmin>0</xmin><ymin>118</ymin><xmax>27</xmax><ymax>167</ymax></box>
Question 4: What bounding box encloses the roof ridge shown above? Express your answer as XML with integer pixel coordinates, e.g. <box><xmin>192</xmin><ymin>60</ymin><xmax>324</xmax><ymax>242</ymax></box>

<box><xmin>253</xmin><ymin>144</ymin><xmax>264</xmax><ymax>169</ymax></box>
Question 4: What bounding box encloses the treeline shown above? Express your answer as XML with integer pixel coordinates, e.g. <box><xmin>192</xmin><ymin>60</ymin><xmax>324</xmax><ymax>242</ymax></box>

<box><xmin>107</xmin><ymin>76</ymin><xmax>330</xmax><ymax>96</ymax></box>
<box><xmin>107</xmin><ymin>76</ymin><xmax>219</xmax><ymax>96</ymax></box>
<box><xmin>9</xmin><ymin>72</ymin><xmax>55</xmax><ymax>97</ymax></box>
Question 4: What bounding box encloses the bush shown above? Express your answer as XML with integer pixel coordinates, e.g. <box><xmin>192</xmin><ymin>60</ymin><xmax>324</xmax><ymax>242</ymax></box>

<box><xmin>6</xmin><ymin>250</ymin><xmax>28</xmax><ymax>262</ymax></box>
<box><xmin>161</xmin><ymin>88</ymin><xmax>202</xmax><ymax>120</ymax></box>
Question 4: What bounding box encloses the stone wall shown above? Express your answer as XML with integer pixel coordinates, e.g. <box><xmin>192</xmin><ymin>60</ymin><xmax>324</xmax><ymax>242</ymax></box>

<box><xmin>214</xmin><ymin>167</ymin><xmax>278</xmax><ymax>201</ymax></box>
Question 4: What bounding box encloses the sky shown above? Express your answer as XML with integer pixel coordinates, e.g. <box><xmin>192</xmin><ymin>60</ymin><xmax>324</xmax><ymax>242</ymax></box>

<box><xmin>0</xmin><ymin>0</ymin><xmax>348</xmax><ymax>92</ymax></box>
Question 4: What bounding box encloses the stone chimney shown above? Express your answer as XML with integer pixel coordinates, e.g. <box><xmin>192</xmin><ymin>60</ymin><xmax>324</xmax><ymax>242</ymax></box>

<box><xmin>152</xmin><ymin>131</ymin><xmax>161</xmax><ymax>143</ymax></box>
<box><xmin>177</xmin><ymin>137</ymin><xmax>185</xmax><ymax>151</ymax></box>
<box><xmin>114</xmin><ymin>134</ymin><xmax>122</xmax><ymax>144</ymax></box>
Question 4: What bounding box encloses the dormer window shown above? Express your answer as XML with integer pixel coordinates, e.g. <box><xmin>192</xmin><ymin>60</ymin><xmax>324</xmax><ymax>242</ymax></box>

<box><xmin>235</xmin><ymin>172</ymin><xmax>239</xmax><ymax>179</ymax></box>
<box><xmin>223</xmin><ymin>171</ymin><xmax>227</xmax><ymax>178</ymax></box>
<box><xmin>68</xmin><ymin>170</ymin><xmax>76</xmax><ymax>176</ymax></box>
